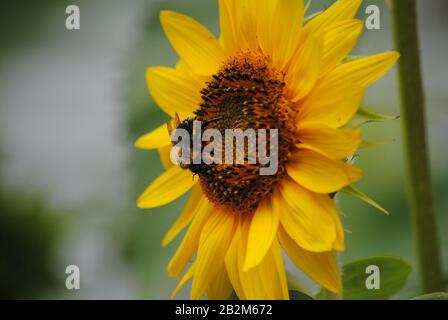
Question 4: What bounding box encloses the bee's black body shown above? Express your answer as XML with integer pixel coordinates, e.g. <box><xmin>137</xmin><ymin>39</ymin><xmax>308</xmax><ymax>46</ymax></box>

<box><xmin>171</xmin><ymin>116</ymin><xmax>210</xmax><ymax>175</ymax></box>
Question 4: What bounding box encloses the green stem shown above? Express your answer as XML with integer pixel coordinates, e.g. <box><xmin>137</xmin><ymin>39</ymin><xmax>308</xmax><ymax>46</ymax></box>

<box><xmin>391</xmin><ymin>0</ymin><xmax>444</xmax><ymax>293</ymax></box>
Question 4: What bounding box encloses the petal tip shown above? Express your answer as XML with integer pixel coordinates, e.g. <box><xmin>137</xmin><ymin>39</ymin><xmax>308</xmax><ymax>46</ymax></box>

<box><xmin>134</xmin><ymin>136</ymin><xmax>146</xmax><ymax>149</ymax></box>
<box><xmin>136</xmin><ymin>196</ymin><xmax>150</xmax><ymax>209</ymax></box>
<box><xmin>145</xmin><ymin>66</ymin><xmax>156</xmax><ymax>79</ymax></box>
<box><xmin>160</xmin><ymin>10</ymin><xmax>176</xmax><ymax>21</ymax></box>
<box><xmin>161</xmin><ymin>236</ymin><xmax>170</xmax><ymax>247</ymax></box>
<box><xmin>136</xmin><ymin>200</ymin><xmax>146</xmax><ymax>209</ymax></box>
<box><xmin>384</xmin><ymin>51</ymin><xmax>401</xmax><ymax>64</ymax></box>
<box><xmin>392</xmin><ymin>51</ymin><xmax>401</xmax><ymax>61</ymax></box>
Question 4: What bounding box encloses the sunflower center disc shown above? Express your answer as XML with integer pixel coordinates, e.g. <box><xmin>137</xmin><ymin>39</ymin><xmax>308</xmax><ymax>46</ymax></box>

<box><xmin>194</xmin><ymin>52</ymin><xmax>297</xmax><ymax>214</ymax></box>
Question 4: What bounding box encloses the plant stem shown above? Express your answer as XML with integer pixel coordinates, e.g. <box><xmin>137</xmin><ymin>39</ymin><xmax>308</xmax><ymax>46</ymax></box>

<box><xmin>391</xmin><ymin>0</ymin><xmax>444</xmax><ymax>293</ymax></box>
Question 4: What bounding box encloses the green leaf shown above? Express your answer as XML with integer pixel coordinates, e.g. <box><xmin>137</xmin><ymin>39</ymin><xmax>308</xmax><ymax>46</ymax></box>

<box><xmin>289</xmin><ymin>290</ymin><xmax>314</xmax><ymax>300</ymax></box>
<box><xmin>343</xmin><ymin>257</ymin><xmax>412</xmax><ymax>300</ymax></box>
<box><xmin>357</xmin><ymin>107</ymin><xmax>399</xmax><ymax>121</ymax></box>
<box><xmin>346</xmin><ymin>106</ymin><xmax>399</xmax><ymax>128</ymax></box>
<box><xmin>411</xmin><ymin>292</ymin><xmax>448</xmax><ymax>300</ymax></box>
<box><xmin>341</xmin><ymin>185</ymin><xmax>389</xmax><ymax>215</ymax></box>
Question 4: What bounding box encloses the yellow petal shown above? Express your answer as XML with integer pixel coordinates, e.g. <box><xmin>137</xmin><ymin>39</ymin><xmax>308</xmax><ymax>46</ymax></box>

<box><xmin>305</xmin><ymin>0</ymin><xmax>362</xmax><ymax>33</ymax></box>
<box><xmin>162</xmin><ymin>185</ymin><xmax>203</xmax><ymax>246</ymax></box>
<box><xmin>277</xmin><ymin>181</ymin><xmax>336</xmax><ymax>252</ymax></box>
<box><xmin>328</xmin><ymin>202</ymin><xmax>345</xmax><ymax>251</ymax></box>
<box><xmin>257</xmin><ymin>0</ymin><xmax>279</xmax><ymax>57</ymax></box>
<box><xmin>307</xmin><ymin>180</ymin><xmax>345</xmax><ymax>250</ymax></box>
<box><xmin>219</xmin><ymin>0</ymin><xmax>238</xmax><ymax>55</ymax></box>
<box><xmin>160</xmin><ymin>11</ymin><xmax>225</xmax><ymax>75</ymax></box>
<box><xmin>282</xmin><ymin>184</ymin><xmax>345</xmax><ymax>251</ymax></box>
<box><xmin>233</xmin><ymin>0</ymin><xmax>258</xmax><ymax>51</ymax></box>
<box><xmin>278</xmin><ymin>225</ymin><xmax>342</xmax><ymax>293</ymax></box>
<box><xmin>191</xmin><ymin>210</ymin><xmax>235</xmax><ymax>299</ymax></box>
<box><xmin>320</xmin><ymin>19</ymin><xmax>363</xmax><ymax>75</ymax></box>
<box><xmin>168</xmin><ymin>196</ymin><xmax>214</xmax><ymax>277</ymax></box>
<box><xmin>244</xmin><ymin>196</ymin><xmax>279</xmax><ymax>271</ymax></box>
<box><xmin>287</xmin><ymin>31</ymin><xmax>324</xmax><ymax>101</ymax></box>
<box><xmin>272</xmin><ymin>0</ymin><xmax>304</xmax><ymax>69</ymax></box>
<box><xmin>207</xmin><ymin>268</ymin><xmax>233</xmax><ymax>300</ymax></box>
<box><xmin>171</xmin><ymin>263</ymin><xmax>194</xmax><ymax>298</ymax></box>
<box><xmin>297</xmin><ymin>78</ymin><xmax>365</xmax><ymax>128</ymax></box>
<box><xmin>228</xmin><ymin>216</ymin><xmax>288</xmax><ymax>300</ymax></box>
<box><xmin>287</xmin><ymin>149</ymin><xmax>363</xmax><ymax>194</ymax></box>
<box><xmin>297</xmin><ymin>123</ymin><xmax>362</xmax><ymax>159</ymax></box>
<box><xmin>240</xmin><ymin>232</ymin><xmax>289</xmax><ymax>300</ymax></box>
<box><xmin>134</xmin><ymin>124</ymin><xmax>171</xmax><ymax>150</ymax></box>
<box><xmin>137</xmin><ymin>166</ymin><xmax>196</xmax><ymax>209</ymax></box>
<box><xmin>146</xmin><ymin>67</ymin><xmax>201</xmax><ymax>118</ymax></box>
<box><xmin>176</xmin><ymin>60</ymin><xmax>209</xmax><ymax>86</ymax></box>
<box><xmin>322</xmin><ymin>51</ymin><xmax>400</xmax><ymax>87</ymax></box>
<box><xmin>158</xmin><ymin>144</ymin><xmax>174</xmax><ymax>169</ymax></box>
<box><xmin>309</xmin><ymin>187</ymin><xmax>345</xmax><ymax>250</ymax></box>
<box><xmin>225</xmin><ymin>217</ymin><xmax>247</xmax><ymax>300</ymax></box>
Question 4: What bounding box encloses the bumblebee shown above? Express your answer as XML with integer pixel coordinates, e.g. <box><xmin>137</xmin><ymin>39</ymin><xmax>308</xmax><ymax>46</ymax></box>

<box><xmin>166</xmin><ymin>113</ymin><xmax>209</xmax><ymax>175</ymax></box>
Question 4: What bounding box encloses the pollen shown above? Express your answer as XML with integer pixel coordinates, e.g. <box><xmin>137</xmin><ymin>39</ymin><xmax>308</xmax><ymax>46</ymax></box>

<box><xmin>193</xmin><ymin>51</ymin><xmax>298</xmax><ymax>214</ymax></box>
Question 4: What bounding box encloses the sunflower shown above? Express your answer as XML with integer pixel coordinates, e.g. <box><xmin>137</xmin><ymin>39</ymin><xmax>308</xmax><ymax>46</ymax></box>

<box><xmin>135</xmin><ymin>0</ymin><xmax>399</xmax><ymax>300</ymax></box>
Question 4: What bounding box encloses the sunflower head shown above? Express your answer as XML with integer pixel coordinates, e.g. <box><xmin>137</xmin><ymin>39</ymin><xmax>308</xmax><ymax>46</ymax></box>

<box><xmin>136</xmin><ymin>0</ymin><xmax>399</xmax><ymax>300</ymax></box>
<box><xmin>191</xmin><ymin>51</ymin><xmax>299</xmax><ymax>214</ymax></box>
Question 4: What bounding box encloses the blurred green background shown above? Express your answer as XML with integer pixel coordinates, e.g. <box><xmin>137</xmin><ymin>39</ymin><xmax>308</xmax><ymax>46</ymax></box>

<box><xmin>0</xmin><ymin>0</ymin><xmax>446</xmax><ymax>299</ymax></box>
